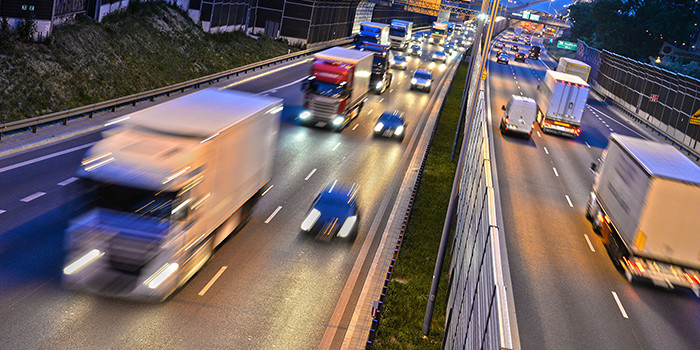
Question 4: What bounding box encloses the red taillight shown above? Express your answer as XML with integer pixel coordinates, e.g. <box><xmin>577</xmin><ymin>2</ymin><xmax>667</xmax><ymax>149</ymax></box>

<box><xmin>604</xmin><ymin>215</ymin><xmax>611</xmax><ymax>224</ymax></box>
<box><xmin>635</xmin><ymin>261</ymin><xmax>646</xmax><ymax>273</ymax></box>
<box><xmin>684</xmin><ymin>273</ymin><xmax>695</xmax><ymax>284</ymax></box>
<box><xmin>504</xmin><ymin>117</ymin><xmax>509</xmax><ymax>124</ymax></box>
<box><xmin>531</xmin><ymin>122</ymin><xmax>536</xmax><ymax>129</ymax></box>
<box><xmin>575</xmin><ymin>128</ymin><xmax>581</xmax><ymax>136</ymax></box>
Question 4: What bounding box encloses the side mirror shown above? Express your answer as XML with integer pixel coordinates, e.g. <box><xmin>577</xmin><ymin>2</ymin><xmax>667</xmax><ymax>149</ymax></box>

<box><xmin>501</xmin><ymin>105</ymin><xmax>506</xmax><ymax>111</ymax></box>
<box><xmin>590</xmin><ymin>162</ymin><xmax>598</xmax><ymax>173</ymax></box>
<box><xmin>537</xmin><ymin>85</ymin><xmax>541</xmax><ymax>90</ymax></box>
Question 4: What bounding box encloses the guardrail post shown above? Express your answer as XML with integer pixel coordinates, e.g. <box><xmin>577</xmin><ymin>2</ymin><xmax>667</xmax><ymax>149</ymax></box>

<box><xmin>62</xmin><ymin>118</ymin><xmax>67</xmax><ymax>126</ymax></box>
<box><xmin>111</xmin><ymin>106</ymin><xmax>116</xmax><ymax>112</ymax></box>
<box><xmin>89</xmin><ymin>111</ymin><xmax>93</xmax><ymax>118</ymax></box>
<box><xmin>32</xmin><ymin>125</ymin><xmax>37</xmax><ymax>133</ymax></box>
<box><xmin>132</xmin><ymin>101</ymin><xmax>136</xmax><ymax>106</ymax></box>
<box><xmin>150</xmin><ymin>96</ymin><xmax>155</xmax><ymax>102</ymax></box>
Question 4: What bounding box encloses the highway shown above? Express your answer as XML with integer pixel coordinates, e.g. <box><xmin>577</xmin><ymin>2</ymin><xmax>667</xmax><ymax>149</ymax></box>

<box><xmin>489</xmin><ymin>28</ymin><xmax>700</xmax><ymax>349</ymax></box>
<box><xmin>0</xmin><ymin>37</ymin><xmax>464</xmax><ymax>348</ymax></box>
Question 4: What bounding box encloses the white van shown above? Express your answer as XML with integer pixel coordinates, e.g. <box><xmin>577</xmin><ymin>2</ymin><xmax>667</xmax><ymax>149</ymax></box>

<box><xmin>500</xmin><ymin>95</ymin><xmax>537</xmax><ymax>138</ymax></box>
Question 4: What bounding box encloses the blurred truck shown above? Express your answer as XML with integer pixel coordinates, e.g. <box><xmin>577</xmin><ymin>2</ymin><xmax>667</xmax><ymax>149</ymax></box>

<box><xmin>389</xmin><ymin>19</ymin><xmax>413</xmax><ymax>50</ymax></box>
<box><xmin>429</xmin><ymin>22</ymin><xmax>448</xmax><ymax>45</ymax></box>
<box><xmin>586</xmin><ymin>134</ymin><xmax>700</xmax><ymax>296</ymax></box>
<box><xmin>557</xmin><ymin>57</ymin><xmax>591</xmax><ymax>82</ymax></box>
<box><xmin>356</xmin><ymin>22</ymin><xmax>390</xmax><ymax>47</ymax></box>
<box><xmin>299</xmin><ymin>47</ymin><xmax>373</xmax><ymax>130</ymax></box>
<box><xmin>62</xmin><ymin>88</ymin><xmax>282</xmax><ymax>301</ymax></box>
<box><xmin>535</xmin><ymin>70</ymin><xmax>590</xmax><ymax>137</ymax></box>
<box><xmin>357</xmin><ymin>42</ymin><xmax>393</xmax><ymax>94</ymax></box>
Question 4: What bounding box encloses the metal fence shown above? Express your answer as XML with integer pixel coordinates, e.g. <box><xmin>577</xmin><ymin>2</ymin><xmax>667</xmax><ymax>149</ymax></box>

<box><xmin>443</xmin><ymin>61</ymin><xmax>512</xmax><ymax>349</ymax></box>
<box><xmin>576</xmin><ymin>40</ymin><xmax>700</xmax><ymax>157</ymax></box>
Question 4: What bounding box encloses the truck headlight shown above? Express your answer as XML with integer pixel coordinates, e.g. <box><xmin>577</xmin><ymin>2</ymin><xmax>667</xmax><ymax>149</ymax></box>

<box><xmin>375</xmin><ymin>81</ymin><xmax>383</xmax><ymax>90</ymax></box>
<box><xmin>374</xmin><ymin>122</ymin><xmax>384</xmax><ymax>132</ymax></box>
<box><xmin>299</xmin><ymin>111</ymin><xmax>311</xmax><ymax>120</ymax></box>
<box><xmin>411</xmin><ymin>78</ymin><xmax>417</xmax><ymax>84</ymax></box>
<box><xmin>63</xmin><ymin>249</ymin><xmax>104</xmax><ymax>275</ymax></box>
<box><xmin>333</xmin><ymin>116</ymin><xmax>345</xmax><ymax>126</ymax></box>
<box><xmin>337</xmin><ymin>216</ymin><xmax>357</xmax><ymax>238</ymax></box>
<box><xmin>425</xmin><ymin>80</ymin><xmax>431</xmax><ymax>86</ymax></box>
<box><xmin>301</xmin><ymin>208</ymin><xmax>321</xmax><ymax>231</ymax></box>
<box><xmin>395</xmin><ymin>125</ymin><xmax>404</xmax><ymax>135</ymax></box>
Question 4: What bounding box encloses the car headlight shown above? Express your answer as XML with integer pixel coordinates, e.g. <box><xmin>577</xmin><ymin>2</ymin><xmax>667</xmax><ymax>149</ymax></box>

<box><xmin>374</xmin><ymin>122</ymin><xmax>384</xmax><ymax>132</ymax></box>
<box><xmin>299</xmin><ymin>111</ymin><xmax>311</xmax><ymax>120</ymax></box>
<box><xmin>395</xmin><ymin>125</ymin><xmax>404</xmax><ymax>135</ymax></box>
<box><xmin>301</xmin><ymin>208</ymin><xmax>321</xmax><ymax>231</ymax></box>
<box><xmin>375</xmin><ymin>81</ymin><xmax>383</xmax><ymax>90</ymax></box>
<box><xmin>337</xmin><ymin>216</ymin><xmax>357</xmax><ymax>238</ymax></box>
<box><xmin>333</xmin><ymin>116</ymin><xmax>345</xmax><ymax>126</ymax></box>
<box><xmin>411</xmin><ymin>78</ymin><xmax>417</xmax><ymax>84</ymax></box>
<box><xmin>425</xmin><ymin>80</ymin><xmax>431</xmax><ymax>86</ymax></box>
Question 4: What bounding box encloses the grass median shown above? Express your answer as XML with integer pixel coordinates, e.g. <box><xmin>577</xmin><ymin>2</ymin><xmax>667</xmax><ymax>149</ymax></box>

<box><xmin>373</xmin><ymin>61</ymin><xmax>469</xmax><ymax>349</ymax></box>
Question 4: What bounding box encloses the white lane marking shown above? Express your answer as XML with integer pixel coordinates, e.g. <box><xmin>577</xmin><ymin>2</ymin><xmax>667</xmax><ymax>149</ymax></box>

<box><xmin>257</xmin><ymin>76</ymin><xmax>309</xmax><ymax>95</ymax></box>
<box><xmin>520</xmin><ymin>91</ymin><xmax>524</xmax><ymax>96</ymax></box>
<box><xmin>57</xmin><ymin>177</ymin><xmax>78</xmax><ymax>186</ymax></box>
<box><xmin>537</xmin><ymin>131</ymin><xmax>541</xmax><ymax>137</ymax></box>
<box><xmin>587</xmin><ymin>105</ymin><xmax>646</xmax><ymax>138</ymax></box>
<box><xmin>585</xmin><ymin>142</ymin><xmax>591</xmax><ymax>148</ymax></box>
<box><xmin>565</xmin><ymin>195</ymin><xmax>574</xmax><ymax>208</ymax></box>
<box><xmin>390</xmin><ymin>89</ymin><xmax>394</xmax><ymax>93</ymax></box>
<box><xmin>553</xmin><ymin>167</ymin><xmax>559</xmax><ymax>177</ymax></box>
<box><xmin>379</xmin><ymin>98</ymin><xmax>384</xmax><ymax>102</ymax></box>
<box><xmin>305</xmin><ymin>168</ymin><xmax>317</xmax><ymax>181</ymax></box>
<box><xmin>20</xmin><ymin>192</ymin><xmax>46</xmax><ymax>202</ymax></box>
<box><xmin>264</xmin><ymin>206</ymin><xmax>283</xmax><ymax>224</ymax></box>
<box><xmin>352</xmin><ymin>124</ymin><xmax>359</xmax><ymax>131</ymax></box>
<box><xmin>198</xmin><ymin>266</ymin><xmax>228</xmax><ymax>296</ymax></box>
<box><xmin>612</xmin><ymin>291</ymin><xmax>629</xmax><ymax>319</ymax></box>
<box><xmin>543</xmin><ymin>147</ymin><xmax>549</xmax><ymax>155</ymax></box>
<box><xmin>0</xmin><ymin>142</ymin><xmax>97</xmax><ymax>174</ymax></box>
<box><xmin>368</xmin><ymin>109</ymin><xmax>373</xmax><ymax>115</ymax></box>
<box><xmin>584</xmin><ymin>234</ymin><xmax>596</xmax><ymax>252</ymax></box>
<box><xmin>332</xmin><ymin>143</ymin><xmax>341</xmax><ymax>151</ymax></box>
<box><xmin>0</xmin><ymin>209</ymin><xmax>6</xmax><ymax>215</ymax></box>
<box><xmin>261</xmin><ymin>184</ymin><xmax>273</xmax><ymax>197</ymax></box>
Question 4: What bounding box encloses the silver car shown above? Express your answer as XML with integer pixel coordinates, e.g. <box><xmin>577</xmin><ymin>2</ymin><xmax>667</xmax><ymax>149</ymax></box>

<box><xmin>410</xmin><ymin>69</ymin><xmax>433</xmax><ymax>92</ymax></box>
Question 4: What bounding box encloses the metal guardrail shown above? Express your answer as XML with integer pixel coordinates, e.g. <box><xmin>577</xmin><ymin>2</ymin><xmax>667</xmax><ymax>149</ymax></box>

<box><xmin>0</xmin><ymin>37</ymin><xmax>353</xmax><ymax>141</ymax></box>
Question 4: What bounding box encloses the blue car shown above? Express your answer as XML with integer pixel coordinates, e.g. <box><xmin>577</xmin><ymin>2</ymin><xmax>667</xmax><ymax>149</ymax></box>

<box><xmin>301</xmin><ymin>181</ymin><xmax>360</xmax><ymax>240</ymax></box>
<box><xmin>373</xmin><ymin>110</ymin><xmax>406</xmax><ymax>141</ymax></box>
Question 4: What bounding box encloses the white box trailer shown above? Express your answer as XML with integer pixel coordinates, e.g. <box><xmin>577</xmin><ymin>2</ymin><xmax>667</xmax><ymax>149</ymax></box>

<box><xmin>587</xmin><ymin>134</ymin><xmax>700</xmax><ymax>295</ymax></box>
<box><xmin>535</xmin><ymin>70</ymin><xmax>590</xmax><ymax>137</ymax></box>
<box><xmin>62</xmin><ymin>88</ymin><xmax>282</xmax><ymax>301</ymax></box>
<box><xmin>557</xmin><ymin>57</ymin><xmax>591</xmax><ymax>82</ymax></box>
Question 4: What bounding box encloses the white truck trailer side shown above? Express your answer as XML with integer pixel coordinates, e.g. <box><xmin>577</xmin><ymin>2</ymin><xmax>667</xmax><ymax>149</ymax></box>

<box><xmin>536</xmin><ymin>70</ymin><xmax>590</xmax><ymax>137</ymax></box>
<box><xmin>557</xmin><ymin>57</ymin><xmax>592</xmax><ymax>82</ymax></box>
<box><xmin>586</xmin><ymin>134</ymin><xmax>700</xmax><ymax>295</ymax></box>
<box><xmin>62</xmin><ymin>88</ymin><xmax>282</xmax><ymax>301</ymax></box>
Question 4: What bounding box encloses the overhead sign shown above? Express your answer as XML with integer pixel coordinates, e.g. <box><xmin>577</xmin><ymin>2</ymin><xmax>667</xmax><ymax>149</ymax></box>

<box><xmin>691</xmin><ymin>108</ymin><xmax>700</xmax><ymax>125</ymax></box>
<box><xmin>650</xmin><ymin>94</ymin><xmax>658</xmax><ymax>102</ymax></box>
<box><xmin>530</xmin><ymin>14</ymin><xmax>540</xmax><ymax>21</ymax></box>
<box><xmin>522</xmin><ymin>11</ymin><xmax>530</xmax><ymax>19</ymax></box>
<box><xmin>512</xmin><ymin>12</ymin><xmax>523</xmax><ymax>17</ymax></box>
<box><xmin>557</xmin><ymin>40</ymin><xmax>578</xmax><ymax>50</ymax></box>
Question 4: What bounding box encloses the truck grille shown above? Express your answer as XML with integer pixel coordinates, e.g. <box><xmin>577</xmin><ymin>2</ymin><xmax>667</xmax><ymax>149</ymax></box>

<box><xmin>107</xmin><ymin>235</ymin><xmax>160</xmax><ymax>275</ymax></box>
<box><xmin>310</xmin><ymin>97</ymin><xmax>338</xmax><ymax>121</ymax></box>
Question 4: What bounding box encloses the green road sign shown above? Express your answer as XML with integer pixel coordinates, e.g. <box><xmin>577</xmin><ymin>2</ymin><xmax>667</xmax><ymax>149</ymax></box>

<box><xmin>557</xmin><ymin>41</ymin><xmax>578</xmax><ymax>50</ymax></box>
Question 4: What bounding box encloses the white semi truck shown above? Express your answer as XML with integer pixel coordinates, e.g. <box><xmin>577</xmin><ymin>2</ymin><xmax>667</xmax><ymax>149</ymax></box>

<box><xmin>586</xmin><ymin>134</ymin><xmax>700</xmax><ymax>295</ymax></box>
<box><xmin>62</xmin><ymin>88</ymin><xmax>282</xmax><ymax>301</ymax></box>
<box><xmin>536</xmin><ymin>70</ymin><xmax>590</xmax><ymax>137</ymax></box>
<box><xmin>429</xmin><ymin>22</ymin><xmax>448</xmax><ymax>45</ymax></box>
<box><xmin>389</xmin><ymin>19</ymin><xmax>413</xmax><ymax>50</ymax></box>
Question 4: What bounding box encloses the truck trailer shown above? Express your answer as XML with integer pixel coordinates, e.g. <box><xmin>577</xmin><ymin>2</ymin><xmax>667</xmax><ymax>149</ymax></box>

<box><xmin>62</xmin><ymin>88</ymin><xmax>282</xmax><ymax>301</ymax></box>
<box><xmin>389</xmin><ymin>19</ymin><xmax>413</xmax><ymax>50</ymax></box>
<box><xmin>535</xmin><ymin>70</ymin><xmax>590</xmax><ymax>137</ymax></box>
<box><xmin>356</xmin><ymin>22</ymin><xmax>390</xmax><ymax>48</ymax></box>
<box><xmin>557</xmin><ymin>57</ymin><xmax>592</xmax><ymax>82</ymax></box>
<box><xmin>299</xmin><ymin>47</ymin><xmax>373</xmax><ymax>130</ymax></box>
<box><xmin>586</xmin><ymin>134</ymin><xmax>700</xmax><ymax>295</ymax></box>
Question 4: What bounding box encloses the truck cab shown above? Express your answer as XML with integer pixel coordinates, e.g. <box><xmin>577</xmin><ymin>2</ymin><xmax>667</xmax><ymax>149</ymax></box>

<box><xmin>358</xmin><ymin>42</ymin><xmax>393</xmax><ymax>94</ymax></box>
<box><xmin>389</xmin><ymin>20</ymin><xmax>413</xmax><ymax>50</ymax></box>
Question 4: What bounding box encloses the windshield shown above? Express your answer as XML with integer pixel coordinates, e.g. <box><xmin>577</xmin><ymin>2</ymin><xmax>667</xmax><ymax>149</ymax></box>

<box><xmin>411</xmin><ymin>45</ymin><xmax>420</xmax><ymax>50</ymax></box>
<box><xmin>432</xmin><ymin>29</ymin><xmax>445</xmax><ymax>35</ymax></box>
<box><xmin>372</xmin><ymin>55</ymin><xmax>385</xmax><ymax>67</ymax></box>
<box><xmin>414</xmin><ymin>71</ymin><xmax>431</xmax><ymax>80</ymax></box>
<box><xmin>390</xmin><ymin>28</ymin><xmax>406</xmax><ymax>36</ymax></box>
<box><xmin>310</xmin><ymin>80</ymin><xmax>345</xmax><ymax>98</ymax></box>
<box><xmin>360</xmin><ymin>25</ymin><xmax>380</xmax><ymax>34</ymax></box>
<box><xmin>91</xmin><ymin>181</ymin><xmax>177</xmax><ymax>220</ymax></box>
<box><xmin>394</xmin><ymin>56</ymin><xmax>406</xmax><ymax>62</ymax></box>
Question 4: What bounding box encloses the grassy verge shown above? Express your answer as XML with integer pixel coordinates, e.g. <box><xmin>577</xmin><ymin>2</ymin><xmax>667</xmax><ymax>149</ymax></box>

<box><xmin>0</xmin><ymin>2</ymin><xmax>298</xmax><ymax>123</ymax></box>
<box><xmin>543</xmin><ymin>36</ymin><xmax>577</xmax><ymax>62</ymax></box>
<box><xmin>373</xmin><ymin>62</ymin><xmax>469</xmax><ymax>349</ymax></box>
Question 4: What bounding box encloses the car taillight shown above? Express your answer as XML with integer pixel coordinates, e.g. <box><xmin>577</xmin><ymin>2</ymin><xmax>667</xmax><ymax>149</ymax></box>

<box><xmin>531</xmin><ymin>122</ymin><xmax>536</xmax><ymax>129</ymax></box>
<box><xmin>504</xmin><ymin>117</ymin><xmax>509</xmax><ymax>124</ymax></box>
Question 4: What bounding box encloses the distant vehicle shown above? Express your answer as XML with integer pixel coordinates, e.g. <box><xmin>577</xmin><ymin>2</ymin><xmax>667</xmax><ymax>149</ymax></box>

<box><xmin>500</xmin><ymin>95</ymin><xmax>537</xmax><ymax>137</ymax></box>
<box><xmin>300</xmin><ymin>47</ymin><xmax>373</xmax><ymax>130</ymax></box>
<box><xmin>496</xmin><ymin>52</ymin><xmax>509</xmax><ymax>64</ymax></box>
<box><xmin>494</xmin><ymin>41</ymin><xmax>504</xmax><ymax>49</ymax></box>
<box><xmin>443</xmin><ymin>44</ymin><xmax>455</xmax><ymax>54</ymax></box>
<box><xmin>511</xmin><ymin>44</ymin><xmax>519</xmax><ymax>51</ymax></box>
<box><xmin>432</xmin><ymin>50</ymin><xmax>447</xmax><ymax>62</ymax></box>
<box><xmin>410</xmin><ymin>69</ymin><xmax>433</xmax><ymax>92</ymax></box>
<box><xmin>514</xmin><ymin>52</ymin><xmax>526</xmax><ymax>62</ymax></box>
<box><xmin>586</xmin><ymin>134</ymin><xmax>700</xmax><ymax>296</ymax></box>
<box><xmin>557</xmin><ymin>57</ymin><xmax>592</xmax><ymax>82</ymax></box>
<box><xmin>528</xmin><ymin>46</ymin><xmax>541</xmax><ymax>59</ymax></box>
<box><xmin>535</xmin><ymin>70</ymin><xmax>590</xmax><ymax>137</ymax></box>
<box><xmin>301</xmin><ymin>182</ymin><xmax>360</xmax><ymax>240</ymax></box>
<box><xmin>356</xmin><ymin>22</ymin><xmax>390</xmax><ymax>47</ymax></box>
<box><xmin>62</xmin><ymin>88</ymin><xmax>282</xmax><ymax>302</ymax></box>
<box><xmin>373</xmin><ymin>110</ymin><xmax>407</xmax><ymax>141</ymax></box>
<box><xmin>411</xmin><ymin>32</ymin><xmax>424</xmax><ymax>43</ymax></box>
<box><xmin>357</xmin><ymin>42</ymin><xmax>394</xmax><ymax>94</ymax></box>
<box><xmin>407</xmin><ymin>44</ymin><xmax>423</xmax><ymax>56</ymax></box>
<box><xmin>429</xmin><ymin>22</ymin><xmax>448</xmax><ymax>45</ymax></box>
<box><xmin>514</xmin><ymin>27</ymin><xmax>522</xmax><ymax>40</ymax></box>
<box><xmin>391</xmin><ymin>55</ymin><xmax>408</xmax><ymax>70</ymax></box>
<box><xmin>389</xmin><ymin>19</ymin><xmax>413</xmax><ymax>50</ymax></box>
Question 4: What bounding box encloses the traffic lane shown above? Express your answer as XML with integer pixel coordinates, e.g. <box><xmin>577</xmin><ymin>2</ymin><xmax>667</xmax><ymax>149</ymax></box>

<box><xmin>489</xmin><ymin>56</ymin><xmax>645</xmax><ymax>349</ymax></box>
<box><xmin>0</xmin><ymin>53</ymin><xmax>460</xmax><ymax>347</ymax></box>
